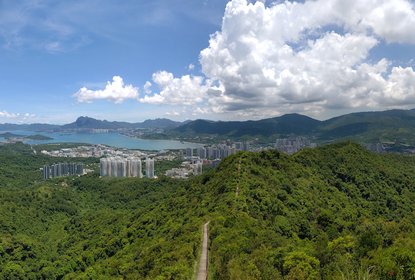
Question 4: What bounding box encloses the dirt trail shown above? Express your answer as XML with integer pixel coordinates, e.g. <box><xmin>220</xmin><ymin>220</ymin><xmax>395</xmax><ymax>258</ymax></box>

<box><xmin>197</xmin><ymin>221</ymin><xmax>210</xmax><ymax>280</ymax></box>
<box><xmin>236</xmin><ymin>157</ymin><xmax>241</xmax><ymax>197</ymax></box>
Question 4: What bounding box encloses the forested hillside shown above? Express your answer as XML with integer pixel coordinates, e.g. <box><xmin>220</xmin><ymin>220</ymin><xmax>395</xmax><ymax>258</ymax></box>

<box><xmin>173</xmin><ymin>114</ymin><xmax>320</xmax><ymax>138</ymax></box>
<box><xmin>1</xmin><ymin>143</ymin><xmax>415</xmax><ymax>279</ymax></box>
<box><xmin>172</xmin><ymin>108</ymin><xmax>415</xmax><ymax>145</ymax></box>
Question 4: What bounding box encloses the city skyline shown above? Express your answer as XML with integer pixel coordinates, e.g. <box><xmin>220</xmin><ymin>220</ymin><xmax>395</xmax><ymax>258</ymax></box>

<box><xmin>1</xmin><ymin>0</ymin><xmax>415</xmax><ymax>124</ymax></box>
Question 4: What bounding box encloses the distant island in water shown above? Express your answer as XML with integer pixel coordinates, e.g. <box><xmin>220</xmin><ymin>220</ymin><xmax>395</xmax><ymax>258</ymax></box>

<box><xmin>0</xmin><ymin>132</ymin><xmax>53</xmax><ymax>141</ymax></box>
<box><xmin>3</xmin><ymin>108</ymin><xmax>415</xmax><ymax>152</ymax></box>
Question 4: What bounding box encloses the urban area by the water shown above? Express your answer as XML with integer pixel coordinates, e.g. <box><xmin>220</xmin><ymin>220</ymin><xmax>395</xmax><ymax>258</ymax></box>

<box><xmin>40</xmin><ymin>137</ymin><xmax>318</xmax><ymax>180</ymax></box>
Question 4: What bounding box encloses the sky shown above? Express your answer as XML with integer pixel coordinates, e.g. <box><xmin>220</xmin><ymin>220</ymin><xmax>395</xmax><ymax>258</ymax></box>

<box><xmin>1</xmin><ymin>0</ymin><xmax>415</xmax><ymax>124</ymax></box>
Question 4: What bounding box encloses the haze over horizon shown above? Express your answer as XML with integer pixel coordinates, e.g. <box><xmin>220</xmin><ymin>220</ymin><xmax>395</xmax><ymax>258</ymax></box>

<box><xmin>1</xmin><ymin>0</ymin><xmax>415</xmax><ymax>124</ymax></box>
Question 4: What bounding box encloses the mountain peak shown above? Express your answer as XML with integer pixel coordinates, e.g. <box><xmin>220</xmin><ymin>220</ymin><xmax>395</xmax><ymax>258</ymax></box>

<box><xmin>62</xmin><ymin>116</ymin><xmax>184</xmax><ymax>130</ymax></box>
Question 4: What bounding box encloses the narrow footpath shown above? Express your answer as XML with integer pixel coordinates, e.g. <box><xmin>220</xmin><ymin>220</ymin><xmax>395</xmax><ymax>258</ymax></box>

<box><xmin>236</xmin><ymin>157</ymin><xmax>241</xmax><ymax>197</ymax></box>
<box><xmin>197</xmin><ymin>221</ymin><xmax>210</xmax><ymax>280</ymax></box>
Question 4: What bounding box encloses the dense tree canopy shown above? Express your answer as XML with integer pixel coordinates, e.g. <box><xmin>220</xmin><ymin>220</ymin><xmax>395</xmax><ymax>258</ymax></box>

<box><xmin>1</xmin><ymin>142</ymin><xmax>415</xmax><ymax>279</ymax></box>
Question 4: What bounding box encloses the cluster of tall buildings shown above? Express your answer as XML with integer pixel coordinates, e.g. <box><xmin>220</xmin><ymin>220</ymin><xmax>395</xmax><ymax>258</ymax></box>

<box><xmin>186</xmin><ymin>142</ymin><xmax>250</xmax><ymax>160</ymax></box>
<box><xmin>275</xmin><ymin>137</ymin><xmax>316</xmax><ymax>154</ymax></box>
<box><xmin>43</xmin><ymin>162</ymin><xmax>84</xmax><ymax>180</ymax></box>
<box><xmin>99</xmin><ymin>157</ymin><xmax>155</xmax><ymax>178</ymax></box>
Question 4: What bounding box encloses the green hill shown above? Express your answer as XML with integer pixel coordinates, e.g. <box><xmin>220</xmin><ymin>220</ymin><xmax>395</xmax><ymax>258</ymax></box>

<box><xmin>173</xmin><ymin>108</ymin><xmax>415</xmax><ymax>145</ymax></box>
<box><xmin>4</xmin><ymin>109</ymin><xmax>415</xmax><ymax>145</ymax></box>
<box><xmin>173</xmin><ymin>113</ymin><xmax>320</xmax><ymax>138</ymax></box>
<box><xmin>1</xmin><ymin>143</ymin><xmax>415</xmax><ymax>279</ymax></box>
<box><xmin>318</xmin><ymin>109</ymin><xmax>415</xmax><ymax>144</ymax></box>
<box><xmin>61</xmin><ymin>116</ymin><xmax>184</xmax><ymax>130</ymax></box>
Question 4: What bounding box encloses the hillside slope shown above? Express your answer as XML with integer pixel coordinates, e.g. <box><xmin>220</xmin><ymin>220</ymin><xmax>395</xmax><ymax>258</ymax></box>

<box><xmin>199</xmin><ymin>143</ymin><xmax>415</xmax><ymax>279</ymax></box>
<box><xmin>173</xmin><ymin>113</ymin><xmax>320</xmax><ymax>138</ymax></box>
<box><xmin>1</xmin><ymin>143</ymin><xmax>415</xmax><ymax>279</ymax></box>
<box><xmin>61</xmin><ymin>116</ymin><xmax>184</xmax><ymax>130</ymax></box>
<box><xmin>318</xmin><ymin>109</ymin><xmax>415</xmax><ymax>143</ymax></box>
<box><xmin>172</xmin><ymin>108</ymin><xmax>415</xmax><ymax>145</ymax></box>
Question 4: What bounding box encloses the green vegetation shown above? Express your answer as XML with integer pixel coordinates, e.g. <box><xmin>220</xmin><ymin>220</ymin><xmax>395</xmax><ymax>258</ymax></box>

<box><xmin>317</xmin><ymin>109</ymin><xmax>415</xmax><ymax>145</ymax></box>
<box><xmin>172</xmin><ymin>114</ymin><xmax>319</xmax><ymax>141</ymax></box>
<box><xmin>171</xmin><ymin>109</ymin><xmax>415</xmax><ymax>146</ymax></box>
<box><xmin>0</xmin><ymin>143</ymin><xmax>98</xmax><ymax>187</ymax></box>
<box><xmin>154</xmin><ymin>159</ymin><xmax>183</xmax><ymax>177</ymax></box>
<box><xmin>25</xmin><ymin>134</ymin><xmax>53</xmax><ymax>141</ymax></box>
<box><xmin>33</xmin><ymin>143</ymin><xmax>93</xmax><ymax>153</ymax></box>
<box><xmin>62</xmin><ymin>116</ymin><xmax>182</xmax><ymax>130</ymax></box>
<box><xmin>0</xmin><ymin>133</ymin><xmax>23</xmax><ymax>138</ymax></box>
<box><xmin>0</xmin><ymin>133</ymin><xmax>52</xmax><ymax>141</ymax></box>
<box><xmin>204</xmin><ymin>142</ymin><xmax>415</xmax><ymax>279</ymax></box>
<box><xmin>1</xmin><ymin>142</ymin><xmax>415</xmax><ymax>279</ymax></box>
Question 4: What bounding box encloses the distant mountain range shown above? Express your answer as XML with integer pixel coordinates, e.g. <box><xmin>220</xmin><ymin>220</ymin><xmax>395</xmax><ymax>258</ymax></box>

<box><xmin>173</xmin><ymin>113</ymin><xmax>320</xmax><ymax>137</ymax></box>
<box><xmin>0</xmin><ymin>116</ymin><xmax>187</xmax><ymax>132</ymax></box>
<box><xmin>175</xmin><ymin>109</ymin><xmax>415</xmax><ymax>144</ymax></box>
<box><xmin>3</xmin><ymin>109</ymin><xmax>415</xmax><ymax>144</ymax></box>
<box><xmin>61</xmin><ymin>116</ymin><xmax>186</xmax><ymax>130</ymax></box>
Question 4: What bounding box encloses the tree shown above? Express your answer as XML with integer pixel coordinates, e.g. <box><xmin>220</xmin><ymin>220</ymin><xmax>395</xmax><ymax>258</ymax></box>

<box><xmin>283</xmin><ymin>251</ymin><xmax>320</xmax><ymax>280</ymax></box>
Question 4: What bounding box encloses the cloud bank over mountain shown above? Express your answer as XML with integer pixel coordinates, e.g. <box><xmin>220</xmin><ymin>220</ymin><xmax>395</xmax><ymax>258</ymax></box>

<box><xmin>73</xmin><ymin>0</ymin><xmax>415</xmax><ymax>119</ymax></box>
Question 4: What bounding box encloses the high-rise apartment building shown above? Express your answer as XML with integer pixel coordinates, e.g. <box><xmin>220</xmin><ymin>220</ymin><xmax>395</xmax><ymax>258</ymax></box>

<box><xmin>127</xmin><ymin>157</ymin><xmax>143</xmax><ymax>178</ymax></box>
<box><xmin>100</xmin><ymin>157</ymin><xmax>143</xmax><ymax>178</ymax></box>
<box><xmin>146</xmin><ymin>158</ymin><xmax>155</xmax><ymax>178</ymax></box>
<box><xmin>186</xmin><ymin>148</ymin><xmax>193</xmax><ymax>158</ymax></box>
<box><xmin>100</xmin><ymin>158</ymin><xmax>110</xmax><ymax>177</ymax></box>
<box><xmin>43</xmin><ymin>165</ymin><xmax>50</xmax><ymax>180</ymax></box>
<box><xmin>198</xmin><ymin>147</ymin><xmax>206</xmax><ymax>159</ymax></box>
<box><xmin>43</xmin><ymin>162</ymin><xmax>84</xmax><ymax>179</ymax></box>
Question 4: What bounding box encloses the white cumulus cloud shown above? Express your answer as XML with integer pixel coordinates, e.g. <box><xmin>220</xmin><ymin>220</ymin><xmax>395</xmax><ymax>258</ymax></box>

<box><xmin>198</xmin><ymin>0</ymin><xmax>415</xmax><ymax>117</ymax></box>
<box><xmin>69</xmin><ymin>0</ymin><xmax>415</xmax><ymax>119</ymax></box>
<box><xmin>0</xmin><ymin>110</ymin><xmax>36</xmax><ymax>122</ymax></box>
<box><xmin>139</xmin><ymin>71</ymin><xmax>208</xmax><ymax>105</ymax></box>
<box><xmin>74</xmin><ymin>76</ymin><xmax>139</xmax><ymax>104</ymax></box>
<box><xmin>0</xmin><ymin>111</ymin><xmax>18</xmax><ymax>119</ymax></box>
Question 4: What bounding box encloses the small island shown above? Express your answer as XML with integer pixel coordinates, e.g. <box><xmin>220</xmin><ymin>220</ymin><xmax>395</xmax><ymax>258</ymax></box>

<box><xmin>0</xmin><ymin>132</ymin><xmax>22</xmax><ymax>138</ymax></box>
<box><xmin>0</xmin><ymin>132</ymin><xmax>53</xmax><ymax>141</ymax></box>
<box><xmin>25</xmin><ymin>134</ymin><xmax>53</xmax><ymax>140</ymax></box>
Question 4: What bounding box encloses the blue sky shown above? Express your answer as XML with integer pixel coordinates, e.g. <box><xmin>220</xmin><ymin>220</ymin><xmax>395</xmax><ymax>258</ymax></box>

<box><xmin>0</xmin><ymin>0</ymin><xmax>227</xmax><ymax>123</ymax></box>
<box><xmin>1</xmin><ymin>0</ymin><xmax>415</xmax><ymax>124</ymax></box>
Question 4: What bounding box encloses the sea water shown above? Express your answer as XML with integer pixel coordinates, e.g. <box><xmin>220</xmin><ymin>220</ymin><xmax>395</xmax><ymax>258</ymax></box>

<box><xmin>0</xmin><ymin>131</ymin><xmax>202</xmax><ymax>151</ymax></box>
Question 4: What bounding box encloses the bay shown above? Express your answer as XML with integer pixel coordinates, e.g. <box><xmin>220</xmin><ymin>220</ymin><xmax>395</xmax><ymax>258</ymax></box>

<box><xmin>0</xmin><ymin>131</ymin><xmax>202</xmax><ymax>151</ymax></box>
